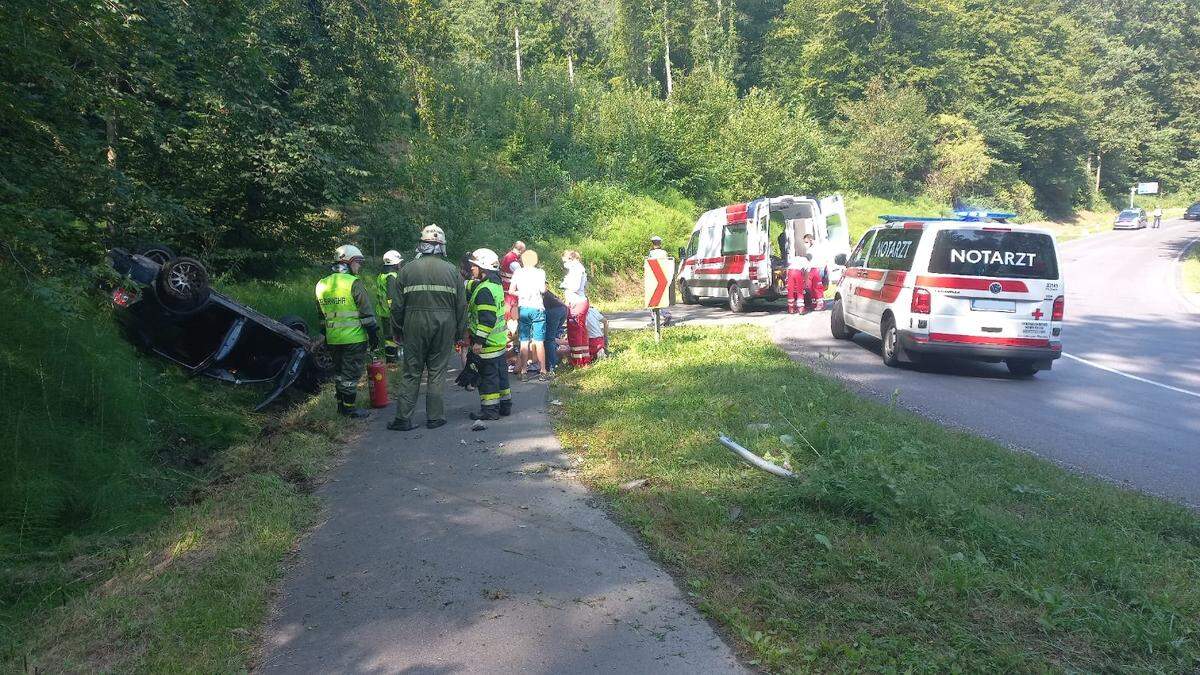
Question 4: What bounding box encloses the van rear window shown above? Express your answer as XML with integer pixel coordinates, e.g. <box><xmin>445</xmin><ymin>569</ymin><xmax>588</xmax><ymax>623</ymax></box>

<box><xmin>928</xmin><ymin>229</ymin><xmax>1058</xmax><ymax>279</ymax></box>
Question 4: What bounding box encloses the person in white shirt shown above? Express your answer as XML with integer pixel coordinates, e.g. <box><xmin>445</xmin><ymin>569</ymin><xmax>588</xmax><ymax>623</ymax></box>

<box><xmin>585</xmin><ymin>306</ymin><xmax>609</xmax><ymax>360</ymax></box>
<box><xmin>1153</xmin><ymin>206</ymin><xmax>1163</xmax><ymax>229</ymax></box>
<box><xmin>509</xmin><ymin>249</ymin><xmax>548</xmax><ymax>380</ymax></box>
<box><xmin>560</xmin><ymin>250</ymin><xmax>592</xmax><ymax>366</ymax></box>
<box><xmin>785</xmin><ymin>231</ymin><xmax>811</xmax><ymax>314</ymax></box>
<box><xmin>802</xmin><ymin>233</ymin><xmax>827</xmax><ymax>312</ymax></box>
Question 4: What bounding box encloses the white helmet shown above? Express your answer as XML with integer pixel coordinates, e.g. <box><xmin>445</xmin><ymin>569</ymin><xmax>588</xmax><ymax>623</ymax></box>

<box><xmin>382</xmin><ymin>249</ymin><xmax>403</xmax><ymax>266</ymax></box>
<box><xmin>470</xmin><ymin>248</ymin><xmax>500</xmax><ymax>271</ymax></box>
<box><xmin>335</xmin><ymin>244</ymin><xmax>364</xmax><ymax>263</ymax></box>
<box><xmin>420</xmin><ymin>224</ymin><xmax>446</xmax><ymax>245</ymax></box>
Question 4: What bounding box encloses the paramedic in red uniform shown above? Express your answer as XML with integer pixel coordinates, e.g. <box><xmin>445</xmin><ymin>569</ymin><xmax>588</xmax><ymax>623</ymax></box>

<box><xmin>500</xmin><ymin>241</ymin><xmax>524</xmax><ymax>322</ymax></box>
<box><xmin>786</xmin><ymin>232</ymin><xmax>811</xmax><ymax>314</ymax></box>
<box><xmin>802</xmin><ymin>233</ymin><xmax>826</xmax><ymax>311</ymax></box>
<box><xmin>560</xmin><ymin>249</ymin><xmax>591</xmax><ymax>366</ymax></box>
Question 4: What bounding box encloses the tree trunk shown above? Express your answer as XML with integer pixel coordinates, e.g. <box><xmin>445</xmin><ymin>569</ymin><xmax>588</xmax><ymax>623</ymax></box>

<box><xmin>515</xmin><ymin>26</ymin><xmax>523</xmax><ymax>84</ymax></box>
<box><xmin>568</xmin><ymin>53</ymin><xmax>575</xmax><ymax>85</ymax></box>
<box><xmin>663</xmin><ymin>0</ymin><xmax>673</xmax><ymax>98</ymax></box>
<box><xmin>1095</xmin><ymin>153</ymin><xmax>1102</xmax><ymax>194</ymax></box>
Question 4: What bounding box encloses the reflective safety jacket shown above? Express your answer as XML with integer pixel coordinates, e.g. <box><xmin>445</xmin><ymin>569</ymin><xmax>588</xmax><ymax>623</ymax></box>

<box><xmin>468</xmin><ymin>278</ymin><xmax>507</xmax><ymax>359</ymax></box>
<box><xmin>376</xmin><ymin>270</ymin><xmax>398</xmax><ymax>319</ymax></box>
<box><xmin>315</xmin><ymin>272</ymin><xmax>375</xmax><ymax>345</ymax></box>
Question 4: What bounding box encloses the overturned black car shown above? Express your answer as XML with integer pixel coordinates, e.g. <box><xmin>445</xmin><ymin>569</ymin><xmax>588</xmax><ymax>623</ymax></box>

<box><xmin>107</xmin><ymin>245</ymin><xmax>332</xmax><ymax>410</ymax></box>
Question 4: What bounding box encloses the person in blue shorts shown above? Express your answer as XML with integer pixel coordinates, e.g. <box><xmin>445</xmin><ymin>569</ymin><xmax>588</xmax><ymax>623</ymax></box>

<box><xmin>509</xmin><ymin>249</ymin><xmax>549</xmax><ymax>380</ymax></box>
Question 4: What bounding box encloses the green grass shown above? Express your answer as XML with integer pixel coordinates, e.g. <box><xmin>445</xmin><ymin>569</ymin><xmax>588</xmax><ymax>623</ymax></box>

<box><xmin>1181</xmin><ymin>244</ymin><xmax>1200</xmax><ymax>295</ymax></box>
<box><xmin>553</xmin><ymin>326</ymin><xmax>1200</xmax><ymax>672</ymax></box>
<box><xmin>1</xmin><ymin>271</ymin><xmax>348</xmax><ymax>671</ymax></box>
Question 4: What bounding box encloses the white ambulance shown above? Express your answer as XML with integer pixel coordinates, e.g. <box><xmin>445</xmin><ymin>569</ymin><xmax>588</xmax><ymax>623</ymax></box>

<box><xmin>830</xmin><ymin>212</ymin><xmax>1064</xmax><ymax>376</ymax></box>
<box><xmin>677</xmin><ymin>195</ymin><xmax>850</xmax><ymax>312</ymax></box>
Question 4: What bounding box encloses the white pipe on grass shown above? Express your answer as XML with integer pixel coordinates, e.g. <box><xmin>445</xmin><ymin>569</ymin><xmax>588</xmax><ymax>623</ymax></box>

<box><xmin>718</xmin><ymin>434</ymin><xmax>796</xmax><ymax>479</ymax></box>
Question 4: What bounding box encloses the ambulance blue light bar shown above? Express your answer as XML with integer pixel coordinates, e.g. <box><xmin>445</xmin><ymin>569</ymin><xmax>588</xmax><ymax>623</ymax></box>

<box><xmin>879</xmin><ymin>211</ymin><xmax>1016</xmax><ymax>224</ymax></box>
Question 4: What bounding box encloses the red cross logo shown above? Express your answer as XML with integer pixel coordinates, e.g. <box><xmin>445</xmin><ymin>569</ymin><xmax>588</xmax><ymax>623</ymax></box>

<box><xmin>1031</xmin><ymin>308</ymin><xmax>1044</xmax><ymax>320</ymax></box>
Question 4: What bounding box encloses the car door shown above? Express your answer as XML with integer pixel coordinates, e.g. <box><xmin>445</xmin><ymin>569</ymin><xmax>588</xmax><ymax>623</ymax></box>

<box><xmin>841</xmin><ymin>229</ymin><xmax>877</xmax><ymax>324</ymax></box>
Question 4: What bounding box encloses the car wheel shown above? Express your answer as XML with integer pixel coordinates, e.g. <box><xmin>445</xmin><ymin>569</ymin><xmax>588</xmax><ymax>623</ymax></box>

<box><xmin>881</xmin><ymin>315</ymin><xmax>901</xmax><ymax>368</ymax></box>
<box><xmin>157</xmin><ymin>256</ymin><xmax>210</xmax><ymax>309</ymax></box>
<box><xmin>680</xmin><ymin>280</ymin><xmax>698</xmax><ymax>305</ymax></box>
<box><xmin>1006</xmin><ymin>359</ymin><xmax>1039</xmax><ymax>376</ymax></box>
<box><xmin>138</xmin><ymin>242</ymin><xmax>176</xmax><ymax>265</ymax></box>
<box><xmin>728</xmin><ymin>283</ymin><xmax>747</xmax><ymax>313</ymax></box>
<box><xmin>310</xmin><ymin>336</ymin><xmax>335</xmax><ymax>374</ymax></box>
<box><xmin>279</xmin><ymin>314</ymin><xmax>310</xmax><ymax>335</ymax></box>
<box><xmin>830</xmin><ymin>298</ymin><xmax>855</xmax><ymax>339</ymax></box>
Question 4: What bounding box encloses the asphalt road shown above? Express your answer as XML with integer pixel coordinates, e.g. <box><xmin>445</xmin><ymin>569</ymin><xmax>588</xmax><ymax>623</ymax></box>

<box><xmin>614</xmin><ymin>219</ymin><xmax>1200</xmax><ymax>507</ymax></box>
<box><xmin>258</xmin><ymin>376</ymin><xmax>744</xmax><ymax>674</ymax></box>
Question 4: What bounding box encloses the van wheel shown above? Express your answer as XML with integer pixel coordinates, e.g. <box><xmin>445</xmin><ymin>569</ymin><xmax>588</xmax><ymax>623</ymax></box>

<box><xmin>728</xmin><ymin>283</ymin><xmax>747</xmax><ymax>313</ymax></box>
<box><xmin>830</xmin><ymin>298</ymin><xmax>856</xmax><ymax>339</ymax></box>
<box><xmin>881</xmin><ymin>316</ymin><xmax>901</xmax><ymax>367</ymax></box>
<box><xmin>680</xmin><ymin>280</ymin><xmax>698</xmax><ymax>305</ymax></box>
<box><xmin>1006</xmin><ymin>359</ymin><xmax>1039</xmax><ymax>376</ymax></box>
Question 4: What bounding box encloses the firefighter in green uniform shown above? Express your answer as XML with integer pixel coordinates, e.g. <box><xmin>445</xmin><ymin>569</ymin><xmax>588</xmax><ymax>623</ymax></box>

<box><xmin>377</xmin><ymin>249</ymin><xmax>403</xmax><ymax>363</ymax></box>
<box><xmin>387</xmin><ymin>225</ymin><xmax>466</xmax><ymax>431</ymax></box>
<box><xmin>315</xmin><ymin>244</ymin><xmax>379</xmax><ymax>418</ymax></box>
<box><xmin>464</xmin><ymin>248</ymin><xmax>512</xmax><ymax>420</ymax></box>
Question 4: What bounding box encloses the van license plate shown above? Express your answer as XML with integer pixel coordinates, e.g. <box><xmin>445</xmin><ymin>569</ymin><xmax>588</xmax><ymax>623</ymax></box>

<box><xmin>970</xmin><ymin>299</ymin><xmax>1016</xmax><ymax>313</ymax></box>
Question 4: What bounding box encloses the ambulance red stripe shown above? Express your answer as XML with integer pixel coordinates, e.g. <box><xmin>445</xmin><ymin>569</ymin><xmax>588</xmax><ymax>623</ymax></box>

<box><xmin>853</xmin><ymin>270</ymin><xmax>907</xmax><ymax>302</ymax></box>
<box><xmin>928</xmin><ymin>333</ymin><xmax>1050</xmax><ymax>348</ymax></box>
<box><xmin>916</xmin><ymin>275</ymin><xmax>1029</xmax><ymax>292</ymax></box>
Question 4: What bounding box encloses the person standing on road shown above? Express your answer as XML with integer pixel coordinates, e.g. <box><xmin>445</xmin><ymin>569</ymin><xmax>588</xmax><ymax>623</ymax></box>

<box><xmin>500</xmin><ymin>242</ymin><xmax>525</xmax><ymax>355</ymax></box>
<box><xmin>785</xmin><ymin>232</ymin><xmax>811</xmax><ymax>315</ymax></box>
<box><xmin>377</xmin><ymin>249</ymin><xmax>403</xmax><ymax>363</ymax></box>
<box><xmin>648</xmin><ymin>235</ymin><xmax>668</xmax><ymax>259</ymax></box>
<box><xmin>561</xmin><ymin>250</ymin><xmax>591</xmax><ymax>367</ymax></box>
<box><xmin>510</xmin><ymin>249</ymin><xmax>549</xmax><ymax>380</ymax></box>
<box><xmin>387</xmin><ymin>225</ymin><xmax>466</xmax><ymax>432</ymax></box>
<box><xmin>316</xmin><ymin>245</ymin><xmax>379</xmax><ymax>418</ymax></box>
<box><xmin>1153</xmin><ymin>206</ymin><xmax>1163</xmax><ymax>228</ymax></box>
<box><xmin>542</xmin><ymin>290</ymin><xmax>568</xmax><ymax>374</ymax></box>
<box><xmin>465</xmin><ymin>249</ymin><xmax>512</xmax><ymax>420</ymax></box>
<box><xmin>803</xmin><ymin>233</ymin><xmax>827</xmax><ymax>312</ymax></box>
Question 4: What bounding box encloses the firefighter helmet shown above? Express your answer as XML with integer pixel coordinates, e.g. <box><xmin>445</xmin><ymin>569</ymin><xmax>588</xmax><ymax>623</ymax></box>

<box><xmin>470</xmin><ymin>248</ymin><xmax>500</xmax><ymax>271</ymax></box>
<box><xmin>335</xmin><ymin>244</ymin><xmax>364</xmax><ymax>263</ymax></box>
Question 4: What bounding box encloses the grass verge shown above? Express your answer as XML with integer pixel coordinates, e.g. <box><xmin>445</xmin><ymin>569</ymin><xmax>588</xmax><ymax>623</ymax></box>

<box><xmin>1</xmin><ymin>271</ymin><xmax>346</xmax><ymax>671</ymax></box>
<box><xmin>553</xmin><ymin>326</ymin><xmax>1200</xmax><ymax>672</ymax></box>
<box><xmin>1181</xmin><ymin>243</ymin><xmax>1200</xmax><ymax>295</ymax></box>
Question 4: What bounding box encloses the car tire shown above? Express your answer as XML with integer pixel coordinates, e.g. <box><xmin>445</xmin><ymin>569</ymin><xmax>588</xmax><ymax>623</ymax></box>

<box><xmin>830</xmin><ymin>298</ymin><xmax>855</xmax><ymax>339</ymax></box>
<box><xmin>1006</xmin><ymin>359</ymin><xmax>1039</xmax><ymax>377</ymax></box>
<box><xmin>881</xmin><ymin>315</ymin><xmax>901</xmax><ymax>368</ymax></box>
<box><xmin>157</xmin><ymin>256</ymin><xmax>210</xmax><ymax>310</ymax></box>
<box><xmin>279</xmin><ymin>314</ymin><xmax>310</xmax><ymax>335</ymax></box>
<box><xmin>680</xmin><ymin>280</ymin><xmax>698</xmax><ymax>305</ymax></box>
<box><xmin>728</xmin><ymin>283</ymin><xmax>747</xmax><ymax>313</ymax></box>
<box><xmin>137</xmin><ymin>242</ymin><xmax>176</xmax><ymax>266</ymax></box>
<box><xmin>310</xmin><ymin>336</ymin><xmax>335</xmax><ymax>374</ymax></box>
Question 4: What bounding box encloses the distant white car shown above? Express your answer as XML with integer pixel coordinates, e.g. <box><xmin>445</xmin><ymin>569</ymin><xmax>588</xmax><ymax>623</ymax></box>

<box><xmin>1113</xmin><ymin>209</ymin><xmax>1147</xmax><ymax>230</ymax></box>
<box><xmin>831</xmin><ymin>213</ymin><xmax>1064</xmax><ymax>376</ymax></box>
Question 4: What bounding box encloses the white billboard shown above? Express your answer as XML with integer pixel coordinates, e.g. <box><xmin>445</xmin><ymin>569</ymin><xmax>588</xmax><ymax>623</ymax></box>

<box><xmin>1136</xmin><ymin>182</ymin><xmax>1160</xmax><ymax>195</ymax></box>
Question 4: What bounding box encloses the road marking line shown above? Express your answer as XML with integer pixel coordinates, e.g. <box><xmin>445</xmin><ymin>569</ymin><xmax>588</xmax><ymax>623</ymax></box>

<box><xmin>1063</xmin><ymin>352</ymin><xmax>1200</xmax><ymax>399</ymax></box>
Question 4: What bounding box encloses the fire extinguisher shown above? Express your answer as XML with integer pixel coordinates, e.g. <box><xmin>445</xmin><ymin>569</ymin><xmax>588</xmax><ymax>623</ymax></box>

<box><xmin>368</xmin><ymin>359</ymin><xmax>389</xmax><ymax>408</ymax></box>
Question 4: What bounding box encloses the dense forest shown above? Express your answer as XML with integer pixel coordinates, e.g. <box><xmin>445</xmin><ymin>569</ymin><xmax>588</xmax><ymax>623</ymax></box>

<box><xmin>2</xmin><ymin>0</ymin><xmax>1198</xmax><ymax>276</ymax></box>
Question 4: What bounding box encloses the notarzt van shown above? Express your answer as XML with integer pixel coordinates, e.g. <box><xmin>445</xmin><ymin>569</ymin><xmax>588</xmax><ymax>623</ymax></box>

<box><xmin>677</xmin><ymin>195</ymin><xmax>850</xmax><ymax>312</ymax></box>
<box><xmin>830</xmin><ymin>213</ymin><xmax>1064</xmax><ymax>376</ymax></box>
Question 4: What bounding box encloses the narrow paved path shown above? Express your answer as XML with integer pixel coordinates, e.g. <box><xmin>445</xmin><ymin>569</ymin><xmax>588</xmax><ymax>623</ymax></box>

<box><xmin>258</xmin><ymin>373</ymin><xmax>744</xmax><ymax>673</ymax></box>
<box><xmin>611</xmin><ymin>220</ymin><xmax>1200</xmax><ymax>506</ymax></box>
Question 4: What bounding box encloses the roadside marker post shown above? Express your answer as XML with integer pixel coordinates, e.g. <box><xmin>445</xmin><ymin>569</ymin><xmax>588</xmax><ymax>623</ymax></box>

<box><xmin>644</xmin><ymin>256</ymin><xmax>675</xmax><ymax>343</ymax></box>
